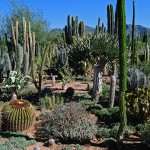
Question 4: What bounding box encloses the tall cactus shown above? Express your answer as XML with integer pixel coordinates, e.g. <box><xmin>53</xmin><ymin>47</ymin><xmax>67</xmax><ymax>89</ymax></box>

<box><xmin>115</xmin><ymin>1</ymin><xmax>119</xmax><ymax>34</ymax></box>
<box><xmin>117</xmin><ymin>0</ymin><xmax>127</xmax><ymax>141</ymax></box>
<box><xmin>107</xmin><ymin>4</ymin><xmax>114</xmax><ymax>35</ymax></box>
<box><xmin>79</xmin><ymin>21</ymin><xmax>84</xmax><ymax>37</ymax></box>
<box><xmin>131</xmin><ymin>0</ymin><xmax>135</xmax><ymax>66</ymax></box>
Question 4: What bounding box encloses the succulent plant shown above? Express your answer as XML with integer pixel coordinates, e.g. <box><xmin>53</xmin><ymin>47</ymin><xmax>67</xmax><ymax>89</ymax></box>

<box><xmin>39</xmin><ymin>94</ymin><xmax>64</xmax><ymax>111</ymax></box>
<box><xmin>2</xmin><ymin>99</ymin><xmax>35</xmax><ymax>131</ymax></box>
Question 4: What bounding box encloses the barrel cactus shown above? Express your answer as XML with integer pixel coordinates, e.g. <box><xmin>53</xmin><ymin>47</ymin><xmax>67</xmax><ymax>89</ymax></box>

<box><xmin>2</xmin><ymin>99</ymin><xmax>35</xmax><ymax>131</ymax></box>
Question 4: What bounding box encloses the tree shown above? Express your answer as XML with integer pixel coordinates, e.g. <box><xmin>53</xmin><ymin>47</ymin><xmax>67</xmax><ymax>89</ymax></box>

<box><xmin>117</xmin><ymin>0</ymin><xmax>127</xmax><ymax>142</ymax></box>
<box><xmin>4</xmin><ymin>0</ymin><xmax>50</xmax><ymax>44</ymax></box>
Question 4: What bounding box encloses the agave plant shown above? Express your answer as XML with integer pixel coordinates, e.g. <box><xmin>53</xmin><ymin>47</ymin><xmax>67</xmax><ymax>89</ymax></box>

<box><xmin>3</xmin><ymin>71</ymin><xmax>32</xmax><ymax>99</ymax></box>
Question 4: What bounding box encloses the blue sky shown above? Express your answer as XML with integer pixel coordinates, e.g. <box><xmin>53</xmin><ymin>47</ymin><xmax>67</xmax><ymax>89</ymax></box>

<box><xmin>0</xmin><ymin>0</ymin><xmax>150</xmax><ymax>29</ymax></box>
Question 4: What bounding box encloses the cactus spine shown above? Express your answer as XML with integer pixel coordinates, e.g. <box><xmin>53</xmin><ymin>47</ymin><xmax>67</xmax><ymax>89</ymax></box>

<box><xmin>117</xmin><ymin>0</ymin><xmax>127</xmax><ymax>141</ymax></box>
<box><xmin>3</xmin><ymin>99</ymin><xmax>35</xmax><ymax>131</ymax></box>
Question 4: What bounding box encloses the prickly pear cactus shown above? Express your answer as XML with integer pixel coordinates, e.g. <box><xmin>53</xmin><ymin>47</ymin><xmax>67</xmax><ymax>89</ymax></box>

<box><xmin>3</xmin><ymin>99</ymin><xmax>35</xmax><ymax>131</ymax></box>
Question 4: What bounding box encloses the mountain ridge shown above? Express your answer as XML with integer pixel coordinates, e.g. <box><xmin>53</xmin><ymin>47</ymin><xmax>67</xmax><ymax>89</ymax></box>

<box><xmin>51</xmin><ymin>24</ymin><xmax>150</xmax><ymax>36</ymax></box>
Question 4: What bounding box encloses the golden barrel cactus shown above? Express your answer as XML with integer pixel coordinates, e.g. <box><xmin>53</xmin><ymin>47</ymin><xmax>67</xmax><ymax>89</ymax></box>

<box><xmin>3</xmin><ymin>99</ymin><xmax>35</xmax><ymax>131</ymax></box>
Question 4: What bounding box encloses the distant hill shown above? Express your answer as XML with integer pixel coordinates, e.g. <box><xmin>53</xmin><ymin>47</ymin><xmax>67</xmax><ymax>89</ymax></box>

<box><xmin>126</xmin><ymin>24</ymin><xmax>150</xmax><ymax>37</ymax></box>
<box><xmin>51</xmin><ymin>24</ymin><xmax>150</xmax><ymax>36</ymax></box>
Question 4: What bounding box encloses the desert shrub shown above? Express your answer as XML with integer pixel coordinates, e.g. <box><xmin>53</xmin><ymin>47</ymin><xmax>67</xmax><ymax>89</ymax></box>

<box><xmin>79</xmin><ymin>100</ymin><xmax>95</xmax><ymax>107</ymax></box>
<box><xmin>138</xmin><ymin>120</ymin><xmax>150</xmax><ymax>148</ymax></box>
<box><xmin>64</xmin><ymin>144</ymin><xmax>83</xmax><ymax>150</ymax></box>
<box><xmin>89</xmin><ymin>107</ymin><xmax>119</xmax><ymax>124</ymax></box>
<box><xmin>18</xmin><ymin>87</ymin><xmax>38</xmax><ymax>97</ymax></box>
<box><xmin>96</xmin><ymin>128</ymin><xmax>110</xmax><ymax>138</ymax></box>
<box><xmin>0</xmin><ymin>137</ymin><xmax>36</xmax><ymax>150</ymax></box>
<box><xmin>96</xmin><ymin>125</ymin><xmax>135</xmax><ymax>139</ymax></box>
<box><xmin>37</xmin><ymin>102</ymin><xmax>97</xmax><ymax>142</ymax></box>
<box><xmin>126</xmin><ymin>88</ymin><xmax>150</xmax><ymax>122</ymax></box>
<box><xmin>87</xmin><ymin>104</ymin><xmax>103</xmax><ymax>113</ymax></box>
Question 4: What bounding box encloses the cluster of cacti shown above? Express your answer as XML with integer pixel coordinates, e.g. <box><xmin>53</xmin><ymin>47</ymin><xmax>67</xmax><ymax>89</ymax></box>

<box><xmin>95</xmin><ymin>17</ymin><xmax>106</xmax><ymax>34</ymax></box>
<box><xmin>107</xmin><ymin>4</ymin><xmax>114</xmax><ymax>35</ymax></box>
<box><xmin>2</xmin><ymin>99</ymin><xmax>35</xmax><ymax>131</ymax></box>
<box><xmin>39</xmin><ymin>94</ymin><xmax>64</xmax><ymax>110</ymax></box>
<box><xmin>3</xmin><ymin>18</ymin><xmax>35</xmax><ymax>76</ymax></box>
<box><xmin>126</xmin><ymin>88</ymin><xmax>150</xmax><ymax>121</ymax></box>
<box><xmin>56</xmin><ymin>46</ymin><xmax>69</xmax><ymax>67</ymax></box>
<box><xmin>65</xmin><ymin>15</ymin><xmax>85</xmax><ymax>44</ymax></box>
<box><xmin>127</xmin><ymin>68</ymin><xmax>147</xmax><ymax>91</ymax></box>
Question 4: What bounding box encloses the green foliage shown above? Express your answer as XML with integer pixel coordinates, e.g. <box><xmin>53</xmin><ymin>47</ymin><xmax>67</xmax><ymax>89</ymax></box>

<box><xmin>96</xmin><ymin>125</ymin><xmax>135</xmax><ymax>139</ymax></box>
<box><xmin>37</xmin><ymin>102</ymin><xmax>97</xmax><ymax>142</ymax></box>
<box><xmin>79</xmin><ymin>100</ymin><xmax>95</xmax><ymax>107</ymax></box>
<box><xmin>96</xmin><ymin>128</ymin><xmax>111</xmax><ymax>138</ymax></box>
<box><xmin>3</xmin><ymin>71</ymin><xmax>32</xmax><ymax>92</ymax></box>
<box><xmin>138</xmin><ymin>120</ymin><xmax>150</xmax><ymax>148</ymax></box>
<box><xmin>64</xmin><ymin>144</ymin><xmax>83</xmax><ymax>150</ymax></box>
<box><xmin>39</xmin><ymin>94</ymin><xmax>64</xmax><ymax>111</ymax></box>
<box><xmin>102</xmin><ymin>83</ymin><xmax>110</xmax><ymax>100</ymax></box>
<box><xmin>0</xmin><ymin>136</ymin><xmax>36</xmax><ymax>150</ymax></box>
<box><xmin>126</xmin><ymin>88</ymin><xmax>150</xmax><ymax>122</ymax></box>
<box><xmin>4</xmin><ymin>0</ymin><xmax>50</xmax><ymax>44</ymax></box>
<box><xmin>59</xmin><ymin>67</ymin><xmax>74</xmax><ymax>86</ymax></box>
<box><xmin>89</xmin><ymin>107</ymin><xmax>120</xmax><ymax>124</ymax></box>
<box><xmin>2</xmin><ymin>99</ymin><xmax>35</xmax><ymax>131</ymax></box>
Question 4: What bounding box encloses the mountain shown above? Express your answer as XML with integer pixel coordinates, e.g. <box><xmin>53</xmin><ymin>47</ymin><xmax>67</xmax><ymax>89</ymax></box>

<box><xmin>51</xmin><ymin>25</ymin><xmax>150</xmax><ymax>36</ymax></box>
<box><xmin>126</xmin><ymin>24</ymin><xmax>150</xmax><ymax>37</ymax></box>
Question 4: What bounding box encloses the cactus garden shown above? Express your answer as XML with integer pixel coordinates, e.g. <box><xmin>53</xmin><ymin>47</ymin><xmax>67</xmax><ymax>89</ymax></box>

<box><xmin>0</xmin><ymin>0</ymin><xmax>149</xmax><ymax>150</ymax></box>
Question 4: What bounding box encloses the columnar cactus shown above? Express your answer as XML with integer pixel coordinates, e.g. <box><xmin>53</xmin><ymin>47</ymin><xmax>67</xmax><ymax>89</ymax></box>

<box><xmin>79</xmin><ymin>21</ymin><xmax>84</xmax><ymax>37</ymax></box>
<box><xmin>131</xmin><ymin>0</ymin><xmax>136</xmax><ymax>66</ymax></box>
<box><xmin>3</xmin><ymin>99</ymin><xmax>35</xmax><ymax>131</ymax></box>
<box><xmin>117</xmin><ymin>0</ymin><xmax>127</xmax><ymax>140</ymax></box>
<box><xmin>107</xmin><ymin>4</ymin><xmax>114</xmax><ymax>34</ymax></box>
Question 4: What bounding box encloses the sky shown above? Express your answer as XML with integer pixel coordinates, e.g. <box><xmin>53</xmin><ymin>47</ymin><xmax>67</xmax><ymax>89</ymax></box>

<box><xmin>0</xmin><ymin>0</ymin><xmax>150</xmax><ymax>29</ymax></box>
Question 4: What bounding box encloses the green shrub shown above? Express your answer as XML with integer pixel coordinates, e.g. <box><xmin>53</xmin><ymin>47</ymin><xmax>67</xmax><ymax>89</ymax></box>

<box><xmin>138</xmin><ymin>120</ymin><xmax>150</xmax><ymax>148</ymax></box>
<box><xmin>96</xmin><ymin>128</ymin><xmax>110</xmax><ymax>138</ymax></box>
<box><xmin>0</xmin><ymin>137</ymin><xmax>36</xmax><ymax>150</ymax></box>
<box><xmin>37</xmin><ymin>102</ymin><xmax>97</xmax><ymax>142</ymax></box>
<box><xmin>64</xmin><ymin>144</ymin><xmax>83</xmax><ymax>150</ymax></box>
<box><xmin>79</xmin><ymin>100</ymin><xmax>95</xmax><ymax>107</ymax></box>
<box><xmin>89</xmin><ymin>107</ymin><xmax>119</xmax><ymax>124</ymax></box>
<box><xmin>102</xmin><ymin>83</ymin><xmax>110</xmax><ymax>100</ymax></box>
